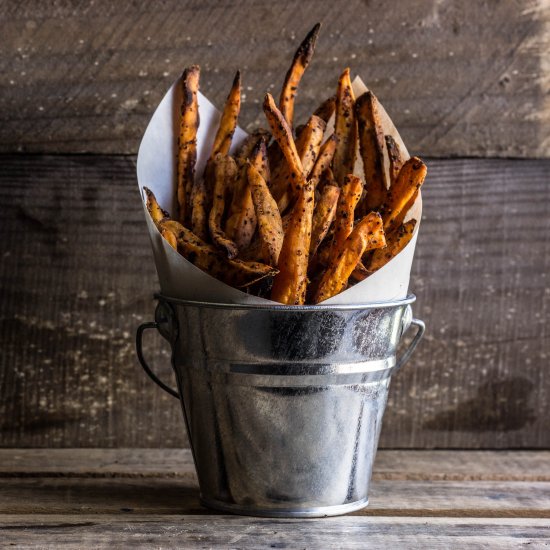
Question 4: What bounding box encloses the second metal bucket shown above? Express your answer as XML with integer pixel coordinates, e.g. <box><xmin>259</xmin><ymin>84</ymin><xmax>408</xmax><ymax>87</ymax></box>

<box><xmin>136</xmin><ymin>294</ymin><xmax>424</xmax><ymax>518</ymax></box>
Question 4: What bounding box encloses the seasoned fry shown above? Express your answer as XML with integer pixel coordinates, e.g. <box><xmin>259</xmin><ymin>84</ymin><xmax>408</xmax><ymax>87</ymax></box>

<box><xmin>273</xmin><ymin>115</ymin><xmax>326</xmax><ymax>210</ymax></box>
<box><xmin>208</xmin><ymin>154</ymin><xmax>239</xmax><ymax>258</ymax></box>
<box><xmin>310</xmin><ymin>183</ymin><xmax>340</xmax><ymax>257</ymax></box>
<box><xmin>368</xmin><ymin>219</ymin><xmax>416</xmax><ymax>272</ymax></box>
<box><xmin>279</xmin><ymin>22</ymin><xmax>321</xmax><ymax>127</ymax></box>
<box><xmin>191</xmin><ymin>178</ymin><xmax>209</xmax><ymax>241</ymax></box>
<box><xmin>250</xmin><ymin>137</ymin><xmax>270</xmax><ymax>185</ymax></box>
<box><xmin>236</xmin><ymin>129</ymin><xmax>270</xmax><ymax>163</ymax></box>
<box><xmin>143</xmin><ymin>186</ymin><xmax>169</xmax><ymax>225</ymax></box>
<box><xmin>313</xmin><ymin>212</ymin><xmax>386</xmax><ymax>303</ymax></box>
<box><xmin>177</xmin><ymin>65</ymin><xmax>200</xmax><ymax>225</ymax></box>
<box><xmin>356</xmin><ymin>91</ymin><xmax>387</xmax><ymax>212</ymax></box>
<box><xmin>327</xmin><ymin>174</ymin><xmax>363</xmax><ymax>264</ymax></box>
<box><xmin>385</xmin><ymin>134</ymin><xmax>405</xmax><ymax>186</ymax></box>
<box><xmin>248</xmin><ymin>163</ymin><xmax>284</xmax><ymax>266</ymax></box>
<box><xmin>263</xmin><ymin>93</ymin><xmax>305</xmax><ymax>193</ymax></box>
<box><xmin>211</xmin><ymin>71</ymin><xmax>241</xmax><ymax>158</ymax></box>
<box><xmin>271</xmin><ymin>180</ymin><xmax>315</xmax><ymax>304</ymax></box>
<box><xmin>160</xmin><ymin>227</ymin><xmax>177</xmax><ymax>250</ymax></box>
<box><xmin>313</xmin><ymin>95</ymin><xmax>336</xmax><ymax>123</ymax></box>
<box><xmin>225</xmin><ymin>163</ymin><xmax>257</xmax><ymax>250</ymax></box>
<box><xmin>162</xmin><ymin>220</ymin><xmax>277</xmax><ymax>287</ymax></box>
<box><xmin>382</xmin><ymin>157</ymin><xmax>426</xmax><ymax>231</ymax></box>
<box><xmin>332</xmin><ymin>68</ymin><xmax>356</xmax><ymax>185</ymax></box>
<box><xmin>310</xmin><ymin>134</ymin><xmax>338</xmax><ymax>187</ymax></box>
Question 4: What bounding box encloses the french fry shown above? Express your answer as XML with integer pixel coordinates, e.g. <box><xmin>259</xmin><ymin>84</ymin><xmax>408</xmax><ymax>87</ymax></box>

<box><xmin>191</xmin><ymin>178</ymin><xmax>209</xmax><ymax>241</ymax></box>
<box><xmin>309</xmin><ymin>134</ymin><xmax>338</xmax><ymax>187</ymax></box>
<box><xmin>368</xmin><ymin>219</ymin><xmax>416</xmax><ymax>272</ymax></box>
<box><xmin>143</xmin><ymin>186</ymin><xmax>169</xmax><ymax>225</ymax></box>
<box><xmin>162</xmin><ymin>220</ymin><xmax>277</xmax><ymax>287</ymax></box>
<box><xmin>271</xmin><ymin>181</ymin><xmax>315</xmax><ymax>304</ymax></box>
<box><xmin>160</xmin><ymin>227</ymin><xmax>178</xmax><ymax>250</ymax></box>
<box><xmin>279</xmin><ymin>22</ymin><xmax>321</xmax><ymax>127</ymax></box>
<box><xmin>327</xmin><ymin>174</ymin><xmax>363</xmax><ymax>264</ymax></box>
<box><xmin>250</xmin><ymin>137</ymin><xmax>270</xmax><ymax>185</ymax></box>
<box><xmin>382</xmin><ymin>156</ymin><xmax>426</xmax><ymax>231</ymax></box>
<box><xmin>332</xmin><ymin>68</ymin><xmax>356</xmax><ymax>185</ymax></box>
<box><xmin>313</xmin><ymin>95</ymin><xmax>336</xmax><ymax>123</ymax></box>
<box><xmin>310</xmin><ymin>183</ymin><xmax>340</xmax><ymax>257</ymax></box>
<box><xmin>211</xmin><ymin>71</ymin><xmax>241</xmax><ymax>158</ymax></box>
<box><xmin>263</xmin><ymin>93</ymin><xmax>305</xmax><ymax>193</ymax></box>
<box><xmin>385</xmin><ymin>134</ymin><xmax>405</xmax><ymax>186</ymax></box>
<box><xmin>273</xmin><ymin>115</ymin><xmax>326</xmax><ymax>210</ymax></box>
<box><xmin>312</xmin><ymin>212</ymin><xmax>386</xmax><ymax>303</ymax></box>
<box><xmin>225</xmin><ymin>163</ymin><xmax>257</xmax><ymax>251</ymax></box>
<box><xmin>177</xmin><ymin>65</ymin><xmax>200</xmax><ymax>226</ymax></box>
<box><xmin>356</xmin><ymin>91</ymin><xmax>387</xmax><ymax>212</ymax></box>
<box><xmin>208</xmin><ymin>154</ymin><xmax>239</xmax><ymax>258</ymax></box>
<box><xmin>236</xmin><ymin>129</ymin><xmax>270</xmax><ymax>163</ymax></box>
<box><xmin>248</xmin><ymin>163</ymin><xmax>284</xmax><ymax>266</ymax></box>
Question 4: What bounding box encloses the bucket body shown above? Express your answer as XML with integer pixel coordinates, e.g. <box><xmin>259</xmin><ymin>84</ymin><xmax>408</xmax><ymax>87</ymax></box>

<box><xmin>137</xmin><ymin>295</ymin><xmax>424</xmax><ymax>518</ymax></box>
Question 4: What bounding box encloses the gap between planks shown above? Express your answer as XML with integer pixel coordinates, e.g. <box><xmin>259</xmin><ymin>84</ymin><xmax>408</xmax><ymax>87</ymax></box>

<box><xmin>1</xmin><ymin>449</ymin><xmax>549</xmax><ymax>481</ymax></box>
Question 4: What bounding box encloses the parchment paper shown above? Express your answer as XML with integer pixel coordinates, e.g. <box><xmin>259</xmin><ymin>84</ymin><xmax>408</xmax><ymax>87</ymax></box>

<box><xmin>136</xmin><ymin>75</ymin><xmax>421</xmax><ymax>304</ymax></box>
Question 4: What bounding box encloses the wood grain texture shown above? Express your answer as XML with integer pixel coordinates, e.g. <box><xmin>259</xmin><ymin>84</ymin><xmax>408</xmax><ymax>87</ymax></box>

<box><xmin>0</xmin><ymin>155</ymin><xmax>549</xmax><ymax>448</ymax></box>
<box><xmin>1</xmin><ymin>450</ymin><xmax>549</xmax><ymax>547</ymax></box>
<box><xmin>1</xmin><ymin>515</ymin><xmax>549</xmax><ymax>548</ymax></box>
<box><xmin>2</xmin><ymin>449</ymin><xmax>549</xmax><ymax>481</ymax></box>
<box><xmin>0</xmin><ymin>0</ymin><xmax>548</xmax><ymax>157</ymax></box>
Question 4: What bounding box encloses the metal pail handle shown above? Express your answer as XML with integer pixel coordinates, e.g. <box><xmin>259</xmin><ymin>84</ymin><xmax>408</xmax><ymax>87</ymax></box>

<box><xmin>395</xmin><ymin>306</ymin><xmax>425</xmax><ymax>372</ymax></box>
<box><xmin>135</xmin><ymin>301</ymin><xmax>181</xmax><ymax>400</ymax></box>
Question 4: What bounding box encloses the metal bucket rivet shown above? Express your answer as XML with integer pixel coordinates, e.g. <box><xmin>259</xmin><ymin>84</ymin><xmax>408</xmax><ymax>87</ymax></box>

<box><xmin>136</xmin><ymin>294</ymin><xmax>425</xmax><ymax>518</ymax></box>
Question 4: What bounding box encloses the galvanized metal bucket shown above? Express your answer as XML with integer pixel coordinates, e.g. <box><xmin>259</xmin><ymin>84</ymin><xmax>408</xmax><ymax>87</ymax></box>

<box><xmin>136</xmin><ymin>294</ymin><xmax>425</xmax><ymax>518</ymax></box>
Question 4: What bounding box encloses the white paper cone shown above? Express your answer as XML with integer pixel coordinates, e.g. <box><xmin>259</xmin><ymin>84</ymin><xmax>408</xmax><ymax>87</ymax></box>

<box><xmin>136</xmin><ymin>75</ymin><xmax>422</xmax><ymax>305</ymax></box>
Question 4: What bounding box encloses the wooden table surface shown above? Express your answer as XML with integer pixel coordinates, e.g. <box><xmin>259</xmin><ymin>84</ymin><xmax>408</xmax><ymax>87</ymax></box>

<box><xmin>1</xmin><ymin>449</ymin><xmax>549</xmax><ymax>548</ymax></box>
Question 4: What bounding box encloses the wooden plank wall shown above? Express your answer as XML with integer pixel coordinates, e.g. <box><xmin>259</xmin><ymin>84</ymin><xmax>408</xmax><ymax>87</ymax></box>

<box><xmin>0</xmin><ymin>155</ymin><xmax>548</xmax><ymax>448</ymax></box>
<box><xmin>0</xmin><ymin>0</ymin><xmax>548</xmax><ymax>157</ymax></box>
<box><xmin>0</xmin><ymin>0</ymin><xmax>549</xmax><ymax>448</ymax></box>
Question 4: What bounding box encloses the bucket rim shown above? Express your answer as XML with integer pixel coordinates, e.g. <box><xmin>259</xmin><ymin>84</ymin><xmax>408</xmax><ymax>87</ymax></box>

<box><xmin>154</xmin><ymin>293</ymin><xmax>416</xmax><ymax>311</ymax></box>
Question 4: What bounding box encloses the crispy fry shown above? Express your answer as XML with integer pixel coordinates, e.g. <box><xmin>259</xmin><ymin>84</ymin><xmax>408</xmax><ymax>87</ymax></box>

<box><xmin>310</xmin><ymin>183</ymin><xmax>340</xmax><ymax>257</ymax></box>
<box><xmin>250</xmin><ymin>137</ymin><xmax>270</xmax><ymax>185</ymax></box>
<box><xmin>211</xmin><ymin>71</ymin><xmax>241</xmax><ymax>158</ymax></box>
<box><xmin>236</xmin><ymin>129</ymin><xmax>270</xmax><ymax>163</ymax></box>
<box><xmin>225</xmin><ymin>163</ymin><xmax>257</xmax><ymax>251</ymax></box>
<box><xmin>191</xmin><ymin>178</ymin><xmax>209</xmax><ymax>241</ymax></box>
<box><xmin>332</xmin><ymin>68</ymin><xmax>356</xmax><ymax>185</ymax></box>
<box><xmin>160</xmin><ymin>227</ymin><xmax>178</xmax><ymax>249</ymax></box>
<box><xmin>143</xmin><ymin>186</ymin><xmax>169</xmax><ymax>225</ymax></box>
<box><xmin>177</xmin><ymin>65</ymin><xmax>200</xmax><ymax>225</ymax></box>
<box><xmin>263</xmin><ymin>93</ymin><xmax>305</xmax><ymax>190</ymax></box>
<box><xmin>273</xmin><ymin>115</ymin><xmax>326</xmax><ymax>209</ymax></box>
<box><xmin>162</xmin><ymin>220</ymin><xmax>277</xmax><ymax>287</ymax></box>
<box><xmin>382</xmin><ymin>157</ymin><xmax>426</xmax><ymax>231</ymax></box>
<box><xmin>356</xmin><ymin>91</ymin><xmax>387</xmax><ymax>212</ymax></box>
<box><xmin>313</xmin><ymin>212</ymin><xmax>386</xmax><ymax>303</ymax></box>
<box><xmin>271</xmin><ymin>181</ymin><xmax>315</xmax><ymax>304</ymax></box>
<box><xmin>328</xmin><ymin>174</ymin><xmax>363</xmax><ymax>264</ymax></box>
<box><xmin>313</xmin><ymin>95</ymin><xmax>336</xmax><ymax>123</ymax></box>
<box><xmin>310</xmin><ymin>134</ymin><xmax>338</xmax><ymax>187</ymax></box>
<box><xmin>368</xmin><ymin>219</ymin><xmax>416</xmax><ymax>272</ymax></box>
<box><xmin>385</xmin><ymin>134</ymin><xmax>405</xmax><ymax>187</ymax></box>
<box><xmin>350</xmin><ymin>260</ymin><xmax>369</xmax><ymax>282</ymax></box>
<box><xmin>208</xmin><ymin>154</ymin><xmax>239</xmax><ymax>258</ymax></box>
<box><xmin>248</xmin><ymin>163</ymin><xmax>284</xmax><ymax>266</ymax></box>
<box><xmin>279</xmin><ymin>22</ymin><xmax>321</xmax><ymax>127</ymax></box>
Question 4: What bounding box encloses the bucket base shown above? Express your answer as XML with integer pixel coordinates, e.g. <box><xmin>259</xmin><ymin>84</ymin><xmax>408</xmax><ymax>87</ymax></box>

<box><xmin>200</xmin><ymin>496</ymin><xmax>369</xmax><ymax>518</ymax></box>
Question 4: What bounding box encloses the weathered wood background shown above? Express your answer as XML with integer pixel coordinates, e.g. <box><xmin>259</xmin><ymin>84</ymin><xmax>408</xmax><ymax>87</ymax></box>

<box><xmin>0</xmin><ymin>0</ymin><xmax>549</xmax><ymax>449</ymax></box>
<box><xmin>0</xmin><ymin>0</ymin><xmax>548</xmax><ymax>157</ymax></box>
